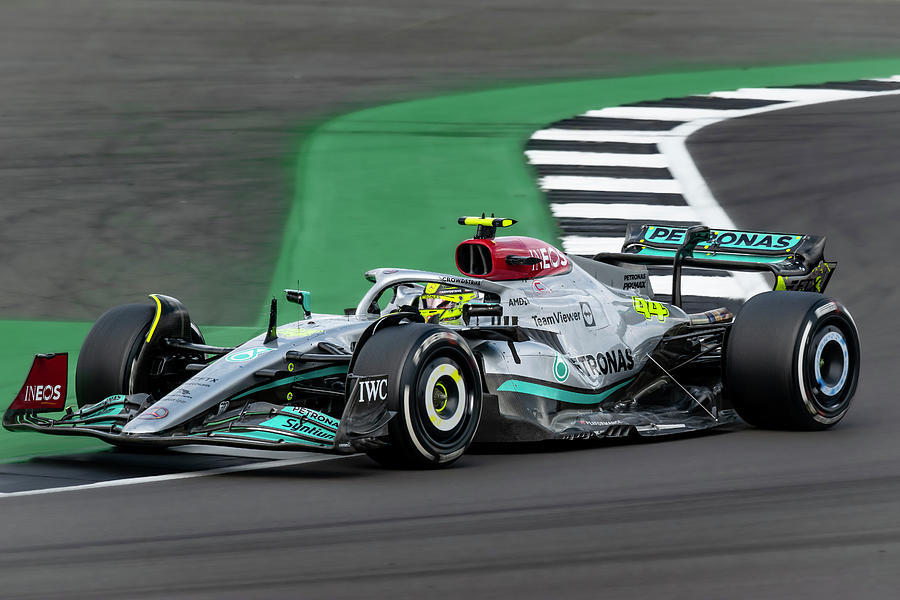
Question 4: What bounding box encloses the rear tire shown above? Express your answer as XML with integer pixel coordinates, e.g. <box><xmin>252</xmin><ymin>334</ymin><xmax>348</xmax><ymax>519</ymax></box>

<box><xmin>725</xmin><ymin>291</ymin><xmax>860</xmax><ymax>430</ymax></box>
<box><xmin>352</xmin><ymin>323</ymin><xmax>482</xmax><ymax>468</ymax></box>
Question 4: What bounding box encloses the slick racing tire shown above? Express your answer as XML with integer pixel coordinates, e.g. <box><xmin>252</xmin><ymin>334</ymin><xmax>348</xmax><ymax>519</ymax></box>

<box><xmin>352</xmin><ymin>323</ymin><xmax>482</xmax><ymax>468</ymax></box>
<box><xmin>725</xmin><ymin>291</ymin><xmax>860</xmax><ymax>430</ymax></box>
<box><xmin>75</xmin><ymin>302</ymin><xmax>204</xmax><ymax>408</ymax></box>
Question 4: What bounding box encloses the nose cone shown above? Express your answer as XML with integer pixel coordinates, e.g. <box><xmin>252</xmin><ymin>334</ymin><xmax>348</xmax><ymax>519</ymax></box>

<box><xmin>121</xmin><ymin>399</ymin><xmax>179</xmax><ymax>434</ymax></box>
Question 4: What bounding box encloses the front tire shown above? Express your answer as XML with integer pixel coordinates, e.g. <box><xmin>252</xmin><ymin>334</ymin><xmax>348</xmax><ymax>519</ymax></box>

<box><xmin>76</xmin><ymin>304</ymin><xmax>156</xmax><ymax>408</ymax></box>
<box><xmin>725</xmin><ymin>291</ymin><xmax>860</xmax><ymax>430</ymax></box>
<box><xmin>352</xmin><ymin>323</ymin><xmax>482</xmax><ymax>468</ymax></box>
<box><xmin>75</xmin><ymin>301</ymin><xmax>204</xmax><ymax>408</ymax></box>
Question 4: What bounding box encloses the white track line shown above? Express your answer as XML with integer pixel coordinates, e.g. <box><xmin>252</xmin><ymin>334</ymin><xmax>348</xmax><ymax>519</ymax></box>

<box><xmin>583</xmin><ymin>106</ymin><xmax>740</xmax><ymax>121</ymax></box>
<box><xmin>707</xmin><ymin>88</ymin><xmax>875</xmax><ymax>102</ymax></box>
<box><xmin>174</xmin><ymin>445</ymin><xmax>327</xmax><ymax>460</ymax></box>
<box><xmin>560</xmin><ymin>236</ymin><xmax>636</xmax><ymax>255</ymax></box>
<box><xmin>525</xmin><ymin>150</ymin><xmax>668</xmax><ymax>168</ymax></box>
<box><xmin>540</xmin><ymin>176</ymin><xmax>681</xmax><ymax>194</ymax></box>
<box><xmin>0</xmin><ymin>453</ymin><xmax>349</xmax><ymax>499</ymax></box>
<box><xmin>551</xmin><ymin>203</ymin><xmax>696</xmax><ymax>221</ymax></box>
<box><xmin>531</xmin><ymin>129</ymin><xmax>667</xmax><ymax>143</ymax></box>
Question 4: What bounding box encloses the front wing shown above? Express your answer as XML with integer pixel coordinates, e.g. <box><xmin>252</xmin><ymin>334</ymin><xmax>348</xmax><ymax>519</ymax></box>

<box><xmin>3</xmin><ymin>355</ymin><xmax>394</xmax><ymax>454</ymax></box>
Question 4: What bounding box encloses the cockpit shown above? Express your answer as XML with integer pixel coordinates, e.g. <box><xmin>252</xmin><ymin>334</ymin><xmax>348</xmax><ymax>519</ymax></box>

<box><xmin>368</xmin><ymin>280</ymin><xmax>484</xmax><ymax>324</ymax></box>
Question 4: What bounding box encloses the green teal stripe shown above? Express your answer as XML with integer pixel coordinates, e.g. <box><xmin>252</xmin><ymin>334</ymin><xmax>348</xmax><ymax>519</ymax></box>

<box><xmin>231</xmin><ymin>365</ymin><xmax>348</xmax><ymax>401</ymax></box>
<box><xmin>497</xmin><ymin>377</ymin><xmax>634</xmax><ymax>405</ymax></box>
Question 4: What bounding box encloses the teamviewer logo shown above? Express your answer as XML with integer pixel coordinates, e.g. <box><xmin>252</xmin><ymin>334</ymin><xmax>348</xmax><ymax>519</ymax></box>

<box><xmin>580</xmin><ymin>302</ymin><xmax>596</xmax><ymax>327</ymax></box>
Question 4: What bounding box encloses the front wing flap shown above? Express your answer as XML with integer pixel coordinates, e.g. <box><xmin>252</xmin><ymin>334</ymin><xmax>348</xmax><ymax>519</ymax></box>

<box><xmin>4</xmin><ymin>395</ymin><xmax>356</xmax><ymax>453</ymax></box>
<box><xmin>3</xmin><ymin>393</ymin><xmax>151</xmax><ymax>440</ymax></box>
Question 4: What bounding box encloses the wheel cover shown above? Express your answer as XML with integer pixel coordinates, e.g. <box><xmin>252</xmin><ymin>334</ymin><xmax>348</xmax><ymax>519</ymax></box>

<box><xmin>406</xmin><ymin>346</ymin><xmax>478</xmax><ymax>457</ymax></box>
<box><xmin>423</xmin><ymin>362</ymin><xmax>466</xmax><ymax>432</ymax></box>
<box><xmin>799</xmin><ymin>318</ymin><xmax>857</xmax><ymax>423</ymax></box>
<box><xmin>813</xmin><ymin>328</ymin><xmax>849</xmax><ymax>401</ymax></box>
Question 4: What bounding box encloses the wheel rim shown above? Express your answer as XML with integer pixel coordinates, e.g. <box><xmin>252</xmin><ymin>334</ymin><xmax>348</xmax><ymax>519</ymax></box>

<box><xmin>424</xmin><ymin>362</ymin><xmax>465</xmax><ymax>432</ymax></box>
<box><xmin>813</xmin><ymin>328</ymin><xmax>849</xmax><ymax>401</ymax></box>
<box><xmin>804</xmin><ymin>322</ymin><xmax>856</xmax><ymax>416</ymax></box>
<box><xmin>409</xmin><ymin>350</ymin><xmax>477</xmax><ymax>452</ymax></box>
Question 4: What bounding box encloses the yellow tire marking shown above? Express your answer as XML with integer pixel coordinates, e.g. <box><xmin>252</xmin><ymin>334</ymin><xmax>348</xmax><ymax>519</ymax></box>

<box><xmin>145</xmin><ymin>294</ymin><xmax>163</xmax><ymax>343</ymax></box>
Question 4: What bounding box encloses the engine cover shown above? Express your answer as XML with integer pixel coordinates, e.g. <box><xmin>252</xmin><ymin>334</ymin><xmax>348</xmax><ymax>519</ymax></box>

<box><xmin>455</xmin><ymin>236</ymin><xmax>571</xmax><ymax>281</ymax></box>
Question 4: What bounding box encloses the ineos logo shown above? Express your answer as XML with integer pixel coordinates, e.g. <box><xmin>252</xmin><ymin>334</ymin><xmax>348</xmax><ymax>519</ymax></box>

<box><xmin>528</xmin><ymin>246</ymin><xmax>568</xmax><ymax>270</ymax></box>
<box><xmin>358</xmin><ymin>376</ymin><xmax>389</xmax><ymax>403</ymax></box>
<box><xmin>23</xmin><ymin>385</ymin><xmax>62</xmax><ymax>403</ymax></box>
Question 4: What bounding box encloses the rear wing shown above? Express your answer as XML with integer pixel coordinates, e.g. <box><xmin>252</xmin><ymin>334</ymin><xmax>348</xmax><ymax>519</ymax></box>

<box><xmin>595</xmin><ymin>224</ymin><xmax>836</xmax><ymax>303</ymax></box>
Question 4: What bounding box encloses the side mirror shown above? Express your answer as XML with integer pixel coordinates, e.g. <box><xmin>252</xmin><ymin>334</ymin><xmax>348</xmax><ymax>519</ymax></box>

<box><xmin>284</xmin><ymin>289</ymin><xmax>311</xmax><ymax>318</ymax></box>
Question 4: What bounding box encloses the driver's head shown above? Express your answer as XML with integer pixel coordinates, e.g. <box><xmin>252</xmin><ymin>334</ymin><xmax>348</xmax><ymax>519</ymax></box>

<box><xmin>418</xmin><ymin>283</ymin><xmax>477</xmax><ymax>323</ymax></box>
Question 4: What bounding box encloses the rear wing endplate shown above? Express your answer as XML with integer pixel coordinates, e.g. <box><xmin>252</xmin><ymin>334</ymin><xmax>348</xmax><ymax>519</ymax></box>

<box><xmin>595</xmin><ymin>224</ymin><xmax>836</xmax><ymax>296</ymax></box>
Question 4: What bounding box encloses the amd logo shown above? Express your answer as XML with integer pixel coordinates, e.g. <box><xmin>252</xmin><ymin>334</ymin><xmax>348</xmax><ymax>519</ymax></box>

<box><xmin>358</xmin><ymin>375</ymin><xmax>389</xmax><ymax>403</ymax></box>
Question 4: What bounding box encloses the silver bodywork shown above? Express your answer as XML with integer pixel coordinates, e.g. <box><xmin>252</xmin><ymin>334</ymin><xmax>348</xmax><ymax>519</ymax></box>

<box><xmin>119</xmin><ymin>257</ymin><xmax>730</xmax><ymax>443</ymax></box>
<box><xmin>4</xmin><ymin>250</ymin><xmax>735</xmax><ymax>450</ymax></box>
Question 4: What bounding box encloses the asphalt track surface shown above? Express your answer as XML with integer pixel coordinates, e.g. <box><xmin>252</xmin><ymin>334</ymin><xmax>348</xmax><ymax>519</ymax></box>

<box><xmin>4</xmin><ymin>2</ymin><xmax>900</xmax><ymax>599</ymax></box>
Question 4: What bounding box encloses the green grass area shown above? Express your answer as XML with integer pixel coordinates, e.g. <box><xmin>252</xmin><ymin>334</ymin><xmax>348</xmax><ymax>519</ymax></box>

<box><xmin>4</xmin><ymin>56</ymin><xmax>900</xmax><ymax>462</ymax></box>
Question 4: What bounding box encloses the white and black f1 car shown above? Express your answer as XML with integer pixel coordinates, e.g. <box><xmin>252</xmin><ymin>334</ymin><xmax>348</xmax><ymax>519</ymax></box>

<box><xmin>4</xmin><ymin>217</ymin><xmax>860</xmax><ymax>467</ymax></box>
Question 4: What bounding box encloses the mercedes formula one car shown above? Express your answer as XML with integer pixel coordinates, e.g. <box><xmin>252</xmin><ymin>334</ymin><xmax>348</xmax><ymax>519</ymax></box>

<box><xmin>4</xmin><ymin>217</ymin><xmax>860</xmax><ymax>467</ymax></box>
